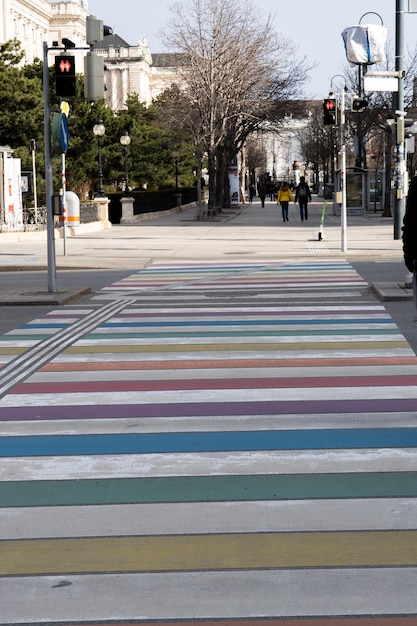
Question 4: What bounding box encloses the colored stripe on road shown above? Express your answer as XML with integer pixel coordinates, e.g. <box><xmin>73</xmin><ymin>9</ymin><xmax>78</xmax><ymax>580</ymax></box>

<box><xmin>3</xmin><ymin>530</ymin><xmax>417</xmax><ymax>576</ymax></box>
<box><xmin>1</xmin><ymin>472</ymin><xmax>416</xmax><ymax>507</ymax></box>
<box><xmin>1</xmin><ymin>428</ymin><xmax>417</xmax><ymax>457</ymax></box>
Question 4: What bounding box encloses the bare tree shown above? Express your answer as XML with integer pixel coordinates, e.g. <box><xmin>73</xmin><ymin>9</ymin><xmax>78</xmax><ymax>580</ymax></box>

<box><xmin>164</xmin><ymin>0</ymin><xmax>308</xmax><ymax>214</ymax></box>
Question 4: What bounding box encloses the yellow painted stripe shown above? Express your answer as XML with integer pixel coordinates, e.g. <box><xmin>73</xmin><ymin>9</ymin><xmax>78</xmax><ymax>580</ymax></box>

<box><xmin>64</xmin><ymin>341</ymin><xmax>410</xmax><ymax>354</ymax></box>
<box><xmin>3</xmin><ymin>531</ymin><xmax>417</xmax><ymax>575</ymax></box>
<box><xmin>0</xmin><ymin>347</ymin><xmax>28</xmax><ymax>355</ymax></box>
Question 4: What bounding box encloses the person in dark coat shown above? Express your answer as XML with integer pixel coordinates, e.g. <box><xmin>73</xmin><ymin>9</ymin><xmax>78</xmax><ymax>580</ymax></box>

<box><xmin>258</xmin><ymin>185</ymin><xmax>266</xmax><ymax>208</ymax></box>
<box><xmin>402</xmin><ymin>176</ymin><xmax>417</xmax><ymax>280</ymax></box>
<box><xmin>295</xmin><ymin>176</ymin><xmax>312</xmax><ymax>221</ymax></box>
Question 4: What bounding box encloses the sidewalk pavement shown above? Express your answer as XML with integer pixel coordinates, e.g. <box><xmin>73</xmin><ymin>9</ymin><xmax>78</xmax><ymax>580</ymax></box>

<box><xmin>0</xmin><ymin>196</ymin><xmax>411</xmax><ymax>304</ymax></box>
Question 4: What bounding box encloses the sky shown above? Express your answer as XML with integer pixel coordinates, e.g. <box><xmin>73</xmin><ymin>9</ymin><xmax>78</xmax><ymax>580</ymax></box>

<box><xmin>88</xmin><ymin>0</ymin><xmax>417</xmax><ymax>98</ymax></box>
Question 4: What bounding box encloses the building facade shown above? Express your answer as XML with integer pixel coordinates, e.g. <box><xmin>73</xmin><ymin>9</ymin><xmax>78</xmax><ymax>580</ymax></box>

<box><xmin>0</xmin><ymin>0</ymin><xmax>182</xmax><ymax>106</ymax></box>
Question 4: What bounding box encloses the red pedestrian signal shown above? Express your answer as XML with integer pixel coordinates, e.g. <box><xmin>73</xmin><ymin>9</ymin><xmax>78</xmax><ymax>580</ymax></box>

<box><xmin>55</xmin><ymin>55</ymin><xmax>76</xmax><ymax>98</ymax></box>
<box><xmin>323</xmin><ymin>98</ymin><xmax>337</xmax><ymax>126</ymax></box>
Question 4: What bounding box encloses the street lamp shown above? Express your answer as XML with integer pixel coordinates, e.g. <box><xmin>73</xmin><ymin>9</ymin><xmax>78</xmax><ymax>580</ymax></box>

<box><xmin>172</xmin><ymin>149</ymin><xmax>182</xmax><ymax>209</ymax></box>
<box><xmin>173</xmin><ymin>149</ymin><xmax>179</xmax><ymax>193</ymax></box>
<box><xmin>120</xmin><ymin>131</ymin><xmax>131</xmax><ymax>194</ymax></box>
<box><xmin>93</xmin><ymin>120</ymin><xmax>106</xmax><ymax>197</ymax></box>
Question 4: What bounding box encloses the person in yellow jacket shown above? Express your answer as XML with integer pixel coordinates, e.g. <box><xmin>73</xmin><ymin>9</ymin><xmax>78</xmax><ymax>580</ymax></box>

<box><xmin>277</xmin><ymin>182</ymin><xmax>294</xmax><ymax>222</ymax></box>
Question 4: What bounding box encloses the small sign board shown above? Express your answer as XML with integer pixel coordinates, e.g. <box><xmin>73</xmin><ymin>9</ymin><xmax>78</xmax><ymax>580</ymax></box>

<box><xmin>51</xmin><ymin>112</ymin><xmax>70</xmax><ymax>155</ymax></box>
<box><xmin>364</xmin><ymin>76</ymin><xmax>398</xmax><ymax>92</ymax></box>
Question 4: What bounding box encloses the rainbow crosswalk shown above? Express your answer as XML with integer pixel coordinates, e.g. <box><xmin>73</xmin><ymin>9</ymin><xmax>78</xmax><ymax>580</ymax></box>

<box><xmin>1</xmin><ymin>259</ymin><xmax>417</xmax><ymax>624</ymax></box>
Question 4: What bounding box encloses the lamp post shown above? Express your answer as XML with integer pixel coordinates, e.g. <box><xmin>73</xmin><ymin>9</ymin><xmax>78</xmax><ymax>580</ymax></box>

<box><xmin>173</xmin><ymin>149</ymin><xmax>179</xmax><ymax>193</ymax></box>
<box><xmin>93</xmin><ymin>120</ymin><xmax>106</xmax><ymax>197</ymax></box>
<box><xmin>120</xmin><ymin>131</ymin><xmax>131</xmax><ymax>194</ymax></box>
<box><xmin>173</xmin><ymin>149</ymin><xmax>182</xmax><ymax>209</ymax></box>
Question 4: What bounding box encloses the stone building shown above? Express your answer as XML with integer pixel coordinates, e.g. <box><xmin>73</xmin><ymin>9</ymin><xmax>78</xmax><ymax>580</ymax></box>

<box><xmin>0</xmin><ymin>0</ymin><xmax>183</xmax><ymax>107</ymax></box>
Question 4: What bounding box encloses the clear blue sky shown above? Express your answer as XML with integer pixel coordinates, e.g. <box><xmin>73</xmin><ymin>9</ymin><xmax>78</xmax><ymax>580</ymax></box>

<box><xmin>88</xmin><ymin>0</ymin><xmax>416</xmax><ymax>98</ymax></box>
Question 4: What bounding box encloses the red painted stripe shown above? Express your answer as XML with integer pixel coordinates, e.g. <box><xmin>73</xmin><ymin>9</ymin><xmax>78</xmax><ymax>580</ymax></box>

<box><xmin>13</xmin><ymin>374</ymin><xmax>417</xmax><ymax>395</ymax></box>
<box><xmin>41</xmin><ymin>356</ymin><xmax>417</xmax><ymax>372</ymax></box>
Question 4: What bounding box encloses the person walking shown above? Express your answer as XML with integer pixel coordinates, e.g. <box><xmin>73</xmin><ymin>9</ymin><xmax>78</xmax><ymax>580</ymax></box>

<box><xmin>258</xmin><ymin>185</ymin><xmax>266</xmax><ymax>208</ymax></box>
<box><xmin>295</xmin><ymin>176</ymin><xmax>312</xmax><ymax>221</ymax></box>
<box><xmin>277</xmin><ymin>181</ymin><xmax>294</xmax><ymax>222</ymax></box>
<box><xmin>402</xmin><ymin>175</ymin><xmax>417</xmax><ymax>286</ymax></box>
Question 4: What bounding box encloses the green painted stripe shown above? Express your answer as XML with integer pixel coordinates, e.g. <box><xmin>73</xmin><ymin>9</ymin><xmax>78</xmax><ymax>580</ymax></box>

<box><xmin>3</xmin><ymin>531</ymin><xmax>417</xmax><ymax>575</ymax></box>
<box><xmin>64</xmin><ymin>340</ymin><xmax>410</xmax><ymax>354</ymax></box>
<box><xmin>1</xmin><ymin>472</ymin><xmax>416</xmax><ymax>507</ymax></box>
<box><xmin>0</xmin><ymin>335</ymin><xmax>50</xmax><ymax>341</ymax></box>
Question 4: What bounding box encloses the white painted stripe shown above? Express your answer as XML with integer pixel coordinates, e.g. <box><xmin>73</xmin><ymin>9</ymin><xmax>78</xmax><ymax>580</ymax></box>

<box><xmin>27</xmin><ymin>364</ymin><xmax>417</xmax><ymax>384</ymax></box>
<box><xmin>2</xmin><ymin>384</ymin><xmax>416</xmax><ymax>406</ymax></box>
<box><xmin>1</xmin><ymin>449</ymin><xmax>416</xmax><ymax>481</ymax></box>
<box><xmin>2</xmin><ymin>499</ymin><xmax>417</xmax><ymax>539</ymax></box>
<box><xmin>72</xmin><ymin>333</ymin><xmax>405</xmax><ymax>345</ymax></box>
<box><xmin>93</xmin><ymin>291</ymin><xmax>365</xmax><ymax>300</ymax></box>
<box><xmin>103</xmin><ymin>305</ymin><xmax>388</xmax><ymax>313</ymax></box>
<box><xmin>2</xmin><ymin>412</ymin><xmax>417</xmax><ymax>436</ymax></box>
<box><xmin>1</xmin><ymin>568</ymin><xmax>417</xmax><ymax>622</ymax></box>
<box><xmin>89</xmin><ymin>323</ymin><xmax>398</xmax><ymax>334</ymax></box>
<box><xmin>49</xmin><ymin>347</ymin><xmax>416</xmax><ymax>362</ymax></box>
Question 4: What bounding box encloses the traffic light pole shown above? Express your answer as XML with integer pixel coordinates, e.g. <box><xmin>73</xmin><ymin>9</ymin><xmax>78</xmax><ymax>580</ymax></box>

<box><xmin>43</xmin><ymin>41</ymin><xmax>57</xmax><ymax>293</ymax></box>
<box><xmin>340</xmin><ymin>87</ymin><xmax>347</xmax><ymax>252</ymax></box>
<box><xmin>43</xmin><ymin>38</ymin><xmax>97</xmax><ymax>292</ymax></box>
<box><xmin>394</xmin><ymin>0</ymin><xmax>406</xmax><ymax>240</ymax></box>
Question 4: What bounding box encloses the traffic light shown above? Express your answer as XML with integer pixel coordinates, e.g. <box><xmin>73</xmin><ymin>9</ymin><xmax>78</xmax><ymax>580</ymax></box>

<box><xmin>323</xmin><ymin>98</ymin><xmax>337</xmax><ymax>126</ymax></box>
<box><xmin>351</xmin><ymin>96</ymin><xmax>368</xmax><ymax>112</ymax></box>
<box><xmin>86</xmin><ymin>15</ymin><xmax>103</xmax><ymax>45</ymax></box>
<box><xmin>55</xmin><ymin>54</ymin><xmax>76</xmax><ymax>98</ymax></box>
<box><xmin>84</xmin><ymin>52</ymin><xmax>105</xmax><ymax>102</ymax></box>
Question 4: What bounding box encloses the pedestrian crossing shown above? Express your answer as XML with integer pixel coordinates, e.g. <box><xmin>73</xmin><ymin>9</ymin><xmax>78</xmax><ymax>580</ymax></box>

<box><xmin>0</xmin><ymin>259</ymin><xmax>417</xmax><ymax>624</ymax></box>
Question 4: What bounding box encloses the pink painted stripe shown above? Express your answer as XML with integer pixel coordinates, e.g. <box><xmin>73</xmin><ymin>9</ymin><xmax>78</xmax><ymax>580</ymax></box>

<box><xmin>12</xmin><ymin>374</ymin><xmax>417</xmax><ymax>395</ymax></box>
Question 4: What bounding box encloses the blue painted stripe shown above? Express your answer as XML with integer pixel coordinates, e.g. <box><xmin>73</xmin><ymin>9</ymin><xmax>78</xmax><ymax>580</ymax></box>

<box><xmin>1</xmin><ymin>428</ymin><xmax>416</xmax><ymax>457</ymax></box>
<box><xmin>19</xmin><ymin>323</ymin><xmax>70</xmax><ymax>329</ymax></box>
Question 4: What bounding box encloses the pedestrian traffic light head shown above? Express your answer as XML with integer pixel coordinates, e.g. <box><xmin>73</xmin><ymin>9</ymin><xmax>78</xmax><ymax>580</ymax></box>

<box><xmin>323</xmin><ymin>98</ymin><xmax>337</xmax><ymax>126</ymax></box>
<box><xmin>55</xmin><ymin>55</ymin><xmax>76</xmax><ymax>98</ymax></box>
<box><xmin>351</xmin><ymin>96</ymin><xmax>368</xmax><ymax>112</ymax></box>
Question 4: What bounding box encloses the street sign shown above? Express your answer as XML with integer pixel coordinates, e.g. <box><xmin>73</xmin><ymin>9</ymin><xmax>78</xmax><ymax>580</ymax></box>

<box><xmin>363</xmin><ymin>76</ymin><xmax>398</xmax><ymax>92</ymax></box>
<box><xmin>60</xmin><ymin>101</ymin><xmax>70</xmax><ymax>117</ymax></box>
<box><xmin>51</xmin><ymin>112</ymin><xmax>70</xmax><ymax>155</ymax></box>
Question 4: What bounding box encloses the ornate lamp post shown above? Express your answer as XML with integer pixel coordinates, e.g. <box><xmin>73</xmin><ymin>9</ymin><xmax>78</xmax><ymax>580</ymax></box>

<box><xmin>92</xmin><ymin>120</ymin><xmax>106</xmax><ymax>197</ymax></box>
<box><xmin>173</xmin><ymin>149</ymin><xmax>179</xmax><ymax>193</ymax></box>
<box><xmin>172</xmin><ymin>149</ymin><xmax>182</xmax><ymax>209</ymax></box>
<box><xmin>120</xmin><ymin>131</ymin><xmax>131</xmax><ymax>194</ymax></box>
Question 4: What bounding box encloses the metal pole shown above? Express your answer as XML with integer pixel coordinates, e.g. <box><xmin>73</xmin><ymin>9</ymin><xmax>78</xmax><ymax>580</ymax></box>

<box><xmin>124</xmin><ymin>147</ymin><xmax>129</xmax><ymax>193</ymax></box>
<box><xmin>340</xmin><ymin>87</ymin><xmax>347</xmax><ymax>252</ymax></box>
<box><xmin>97</xmin><ymin>135</ymin><xmax>104</xmax><ymax>197</ymax></box>
<box><xmin>43</xmin><ymin>41</ymin><xmax>57</xmax><ymax>292</ymax></box>
<box><xmin>394</xmin><ymin>0</ymin><xmax>406</xmax><ymax>239</ymax></box>
<box><xmin>61</xmin><ymin>152</ymin><xmax>67</xmax><ymax>256</ymax></box>
<box><xmin>31</xmin><ymin>139</ymin><xmax>38</xmax><ymax>224</ymax></box>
